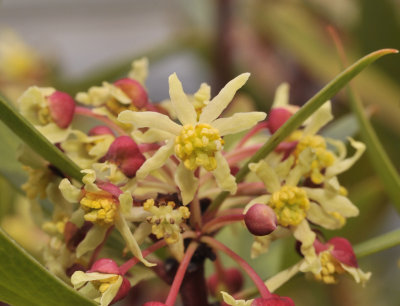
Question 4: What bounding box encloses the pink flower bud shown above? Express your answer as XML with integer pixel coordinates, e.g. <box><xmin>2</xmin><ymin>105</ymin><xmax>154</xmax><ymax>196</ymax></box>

<box><xmin>267</xmin><ymin>108</ymin><xmax>293</xmax><ymax>134</ymax></box>
<box><xmin>89</xmin><ymin>258</ymin><xmax>120</xmax><ymax>274</ymax></box>
<box><xmin>88</xmin><ymin>125</ymin><xmax>115</xmax><ymax>136</ymax></box>
<box><xmin>104</xmin><ymin>136</ymin><xmax>146</xmax><ymax>178</ymax></box>
<box><xmin>48</xmin><ymin>91</ymin><xmax>76</xmax><ymax>128</ymax></box>
<box><xmin>328</xmin><ymin>237</ymin><xmax>358</xmax><ymax>268</ymax></box>
<box><xmin>114</xmin><ymin>78</ymin><xmax>148</xmax><ymax>109</ymax></box>
<box><xmin>97</xmin><ymin>181</ymin><xmax>123</xmax><ymax>198</ymax></box>
<box><xmin>142</xmin><ymin>302</ymin><xmax>166</xmax><ymax>306</ymax></box>
<box><xmin>207</xmin><ymin>267</ymin><xmax>243</xmax><ymax>297</ymax></box>
<box><xmin>252</xmin><ymin>295</ymin><xmax>295</xmax><ymax>306</ymax></box>
<box><xmin>244</xmin><ymin>204</ymin><xmax>277</xmax><ymax>236</ymax></box>
<box><xmin>112</xmin><ymin>277</ymin><xmax>131</xmax><ymax>304</ymax></box>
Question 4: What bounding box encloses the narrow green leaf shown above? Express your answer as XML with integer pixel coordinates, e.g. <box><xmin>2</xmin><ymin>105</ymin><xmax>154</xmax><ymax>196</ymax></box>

<box><xmin>0</xmin><ymin>227</ymin><xmax>96</xmax><ymax>306</ymax></box>
<box><xmin>207</xmin><ymin>49</ymin><xmax>398</xmax><ymax>214</ymax></box>
<box><xmin>354</xmin><ymin>228</ymin><xmax>400</xmax><ymax>258</ymax></box>
<box><xmin>348</xmin><ymin>88</ymin><xmax>400</xmax><ymax>213</ymax></box>
<box><xmin>0</xmin><ymin>94</ymin><xmax>83</xmax><ymax>182</ymax></box>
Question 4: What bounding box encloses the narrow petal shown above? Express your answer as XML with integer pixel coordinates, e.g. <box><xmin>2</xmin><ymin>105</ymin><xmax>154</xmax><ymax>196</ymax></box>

<box><xmin>303</xmin><ymin>101</ymin><xmax>333</xmax><ymax>136</ymax></box>
<box><xmin>200</xmin><ymin>73</ymin><xmax>250</xmax><ymax>123</ymax></box>
<box><xmin>325</xmin><ymin>138</ymin><xmax>366</xmax><ymax>177</ymax></box>
<box><xmin>132</xmin><ymin>129</ymin><xmax>175</xmax><ymax>143</ymax></box>
<box><xmin>265</xmin><ymin>261</ymin><xmax>303</xmax><ymax>293</ymax></box>
<box><xmin>100</xmin><ymin>276</ymin><xmax>123</xmax><ymax>306</ymax></box>
<box><xmin>293</xmin><ymin>220</ymin><xmax>320</xmax><ymax>274</ymax></box>
<box><xmin>118</xmin><ymin>110</ymin><xmax>182</xmax><ymax>135</ymax></box>
<box><xmin>248</xmin><ymin>160</ymin><xmax>281</xmax><ymax>192</ymax></box>
<box><xmin>212</xmin><ymin>152</ymin><xmax>237</xmax><ymax>194</ymax></box>
<box><xmin>128</xmin><ymin>57</ymin><xmax>149</xmax><ymax>86</ymax></box>
<box><xmin>175</xmin><ymin>162</ymin><xmax>199</xmax><ymax>205</ymax></box>
<box><xmin>306</xmin><ymin>202</ymin><xmax>345</xmax><ymax>230</ymax></box>
<box><xmin>133</xmin><ymin>222</ymin><xmax>152</xmax><ymax>244</ymax></box>
<box><xmin>59</xmin><ymin>178</ymin><xmax>82</xmax><ymax>203</ymax></box>
<box><xmin>115</xmin><ymin>213</ymin><xmax>155</xmax><ymax>267</ymax></box>
<box><xmin>272</xmin><ymin>82</ymin><xmax>290</xmax><ymax>108</ymax></box>
<box><xmin>71</xmin><ymin>271</ymin><xmax>118</xmax><ymax>288</ymax></box>
<box><xmin>76</xmin><ymin>225</ymin><xmax>108</xmax><ymax>258</ymax></box>
<box><xmin>36</xmin><ymin>123</ymin><xmax>71</xmax><ymax>143</ymax></box>
<box><xmin>303</xmin><ymin>187</ymin><xmax>359</xmax><ymax>217</ymax></box>
<box><xmin>118</xmin><ymin>191</ymin><xmax>133</xmax><ymax>215</ymax></box>
<box><xmin>136</xmin><ymin>141</ymin><xmax>175</xmax><ymax>179</ymax></box>
<box><xmin>285</xmin><ymin>148</ymin><xmax>313</xmax><ymax>186</ymax></box>
<box><xmin>211</xmin><ymin>112</ymin><xmax>267</xmax><ymax>136</ymax></box>
<box><xmin>168</xmin><ymin>73</ymin><xmax>197</xmax><ymax>125</ymax></box>
<box><xmin>103</xmin><ymin>82</ymin><xmax>131</xmax><ymax>104</ymax></box>
<box><xmin>342</xmin><ymin>265</ymin><xmax>371</xmax><ymax>286</ymax></box>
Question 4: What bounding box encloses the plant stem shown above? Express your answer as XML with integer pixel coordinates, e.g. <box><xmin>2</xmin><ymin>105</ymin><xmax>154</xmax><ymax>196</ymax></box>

<box><xmin>201</xmin><ymin>236</ymin><xmax>271</xmax><ymax>298</ymax></box>
<box><xmin>165</xmin><ymin>241</ymin><xmax>199</xmax><ymax>306</ymax></box>
<box><xmin>202</xmin><ymin>214</ymin><xmax>244</xmax><ymax>234</ymax></box>
<box><xmin>354</xmin><ymin>228</ymin><xmax>400</xmax><ymax>258</ymax></box>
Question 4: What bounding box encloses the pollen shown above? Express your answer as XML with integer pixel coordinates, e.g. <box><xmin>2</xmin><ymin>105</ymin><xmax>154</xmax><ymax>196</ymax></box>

<box><xmin>92</xmin><ymin>275</ymin><xmax>120</xmax><ymax>293</ymax></box>
<box><xmin>174</xmin><ymin>123</ymin><xmax>224</xmax><ymax>171</ymax></box>
<box><xmin>106</xmin><ymin>98</ymin><xmax>138</xmax><ymax>116</ymax></box>
<box><xmin>290</xmin><ymin>132</ymin><xmax>336</xmax><ymax>184</ymax></box>
<box><xmin>143</xmin><ymin>198</ymin><xmax>190</xmax><ymax>244</ymax></box>
<box><xmin>268</xmin><ymin>185</ymin><xmax>310</xmax><ymax>227</ymax></box>
<box><xmin>80</xmin><ymin>192</ymin><xmax>117</xmax><ymax>226</ymax></box>
<box><xmin>37</xmin><ymin>106</ymin><xmax>53</xmax><ymax>125</ymax></box>
<box><xmin>313</xmin><ymin>251</ymin><xmax>345</xmax><ymax>284</ymax></box>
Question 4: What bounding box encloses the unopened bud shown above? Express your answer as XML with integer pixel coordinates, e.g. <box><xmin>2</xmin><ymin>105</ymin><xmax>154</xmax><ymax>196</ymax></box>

<box><xmin>244</xmin><ymin>204</ymin><xmax>277</xmax><ymax>236</ymax></box>
<box><xmin>207</xmin><ymin>267</ymin><xmax>243</xmax><ymax>296</ymax></box>
<box><xmin>88</xmin><ymin>125</ymin><xmax>115</xmax><ymax>136</ymax></box>
<box><xmin>267</xmin><ymin>108</ymin><xmax>293</xmax><ymax>134</ymax></box>
<box><xmin>104</xmin><ymin>136</ymin><xmax>145</xmax><ymax>178</ymax></box>
<box><xmin>112</xmin><ymin>277</ymin><xmax>131</xmax><ymax>304</ymax></box>
<box><xmin>48</xmin><ymin>91</ymin><xmax>75</xmax><ymax>128</ymax></box>
<box><xmin>142</xmin><ymin>302</ymin><xmax>166</xmax><ymax>306</ymax></box>
<box><xmin>88</xmin><ymin>258</ymin><xmax>120</xmax><ymax>274</ymax></box>
<box><xmin>114</xmin><ymin>78</ymin><xmax>148</xmax><ymax>109</ymax></box>
<box><xmin>252</xmin><ymin>295</ymin><xmax>295</xmax><ymax>306</ymax></box>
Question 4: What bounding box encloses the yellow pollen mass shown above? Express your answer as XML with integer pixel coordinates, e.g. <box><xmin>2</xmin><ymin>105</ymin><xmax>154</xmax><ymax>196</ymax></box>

<box><xmin>313</xmin><ymin>251</ymin><xmax>345</xmax><ymax>284</ymax></box>
<box><xmin>143</xmin><ymin>199</ymin><xmax>190</xmax><ymax>244</ymax></box>
<box><xmin>174</xmin><ymin>123</ymin><xmax>224</xmax><ymax>171</ymax></box>
<box><xmin>37</xmin><ymin>106</ymin><xmax>53</xmax><ymax>125</ymax></box>
<box><xmin>268</xmin><ymin>185</ymin><xmax>310</xmax><ymax>227</ymax></box>
<box><xmin>92</xmin><ymin>275</ymin><xmax>120</xmax><ymax>293</ymax></box>
<box><xmin>106</xmin><ymin>98</ymin><xmax>138</xmax><ymax>116</ymax></box>
<box><xmin>289</xmin><ymin>132</ymin><xmax>336</xmax><ymax>184</ymax></box>
<box><xmin>80</xmin><ymin>192</ymin><xmax>117</xmax><ymax>226</ymax></box>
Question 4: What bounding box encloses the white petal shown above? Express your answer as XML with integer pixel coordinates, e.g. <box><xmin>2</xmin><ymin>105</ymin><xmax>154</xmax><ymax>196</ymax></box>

<box><xmin>306</xmin><ymin>202</ymin><xmax>345</xmax><ymax>230</ymax></box>
<box><xmin>265</xmin><ymin>261</ymin><xmax>302</xmax><ymax>292</ymax></box>
<box><xmin>211</xmin><ymin>112</ymin><xmax>267</xmax><ymax>136</ymax></box>
<box><xmin>133</xmin><ymin>222</ymin><xmax>152</xmax><ymax>244</ymax></box>
<box><xmin>200</xmin><ymin>73</ymin><xmax>250</xmax><ymax>123</ymax></box>
<box><xmin>272</xmin><ymin>82</ymin><xmax>290</xmax><ymax>108</ymax></box>
<box><xmin>59</xmin><ymin>178</ymin><xmax>82</xmax><ymax>203</ymax></box>
<box><xmin>128</xmin><ymin>57</ymin><xmax>149</xmax><ymax>86</ymax></box>
<box><xmin>285</xmin><ymin>148</ymin><xmax>314</xmax><ymax>186</ymax></box>
<box><xmin>118</xmin><ymin>110</ymin><xmax>182</xmax><ymax>135</ymax></box>
<box><xmin>103</xmin><ymin>82</ymin><xmax>131</xmax><ymax>104</ymax></box>
<box><xmin>212</xmin><ymin>152</ymin><xmax>237</xmax><ymax>194</ymax></box>
<box><xmin>175</xmin><ymin>162</ymin><xmax>199</xmax><ymax>205</ymax></box>
<box><xmin>76</xmin><ymin>225</ymin><xmax>108</xmax><ymax>258</ymax></box>
<box><xmin>293</xmin><ymin>220</ymin><xmax>320</xmax><ymax>274</ymax></box>
<box><xmin>303</xmin><ymin>101</ymin><xmax>333</xmax><ymax>136</ymax></box>
<box><xmin>168</xmin><ymin>73</ymin><xmax>197</xmax><ymax>125</ymax></box>
<box><xmin>115</xmin><ymin>213</ymin><xmax>155</xmax><ymax>267</ymax></box>
<box><xmin>132</xmin><ymin>129</ymin><xmax>175</xmax><ymax>143</ymax></box>
<box><xmin>325</xmin><ymin>138</ymin><xmax>366</xmax><ymax>177</ymax></box>
<box><xmin>342</xmin><ymin>265</ymin><xmax>371</xmax><ymax>286</ymax></box>
<box><xmin>248</xmin><ymin>160</ymin><xmax>280</xmax><ymax>192</ymax></box>
<box><xmin>136</xmin><ymin>141</ymin><xmax>175</xmax><ymax>179</ymax></box>
<box><xmin>118</xmin><ymin>191</ymin><xmax>133</xmax><ymax>215</ymax></box>
<box><xmin>36</xmin><ymin>123</ymin><xmax>71</xmax><ymax>143</ymax></box>
<box><xmin>100</xmin><ymin>276</ymin><xmax>123</xmax><ymax>306</ymax></box>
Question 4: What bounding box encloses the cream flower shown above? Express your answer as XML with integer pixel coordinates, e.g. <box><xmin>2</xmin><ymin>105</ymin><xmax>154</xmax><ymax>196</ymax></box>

<box><xmin>118</xmin><ymin>73</ymin><xmax>266</xmax><ymax>204</ymax></box>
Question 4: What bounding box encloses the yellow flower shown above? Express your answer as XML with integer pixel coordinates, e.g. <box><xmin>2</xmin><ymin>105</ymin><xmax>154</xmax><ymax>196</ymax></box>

<box><xmin>118</xmin><ymin>73</ymin><xmax>266</xmax><ymax>204</ymax></box>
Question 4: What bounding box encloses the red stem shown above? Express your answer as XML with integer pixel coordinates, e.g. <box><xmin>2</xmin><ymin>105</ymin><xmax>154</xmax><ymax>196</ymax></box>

<box><xmin>202</xmin><ymin>214</ymin><xmax>244</xmax><ymax>234</ymax></box>
<box><xmin>165</xmin><ymin>242</ymin><xmax>199</xmax><ymax>306</ymax></box>
<box><xmin>75</xmin><ymin>106</ymin><xmax>128</xmax><ymax>136</ymax></box>
<box><xmin>236</xmin><ymin>122</ymin><xmax>268</xmax><ymax>148</ymax></box>
<box><xmin>201</xmin><ymin>236</ymin><xmax>271</xmax><ymax>299</ymax></box>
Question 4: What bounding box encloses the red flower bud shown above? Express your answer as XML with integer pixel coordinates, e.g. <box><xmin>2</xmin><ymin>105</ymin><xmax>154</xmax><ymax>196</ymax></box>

<box><xmin>244</xmin><ymin>204</ymin><xmax>277</xmax><ymax>236</ymax></box>
<box><xmin>142</xmin><ymin>302</ymin><xmax>166</xmax><ymax>306</ymax></box>
<box><xmin>89</xmin><ymin>258</ymin><xmax>120</xmax><ymax>274</ymax></box>
<box><xmin>48</xmin><ymin>91</ymin><xmax>75</xmax><ymax>128</ymax></box>
<box><xmin>328</xmin><ymin>237</ymin><xmax>358</xmax><ymax>268</ymax></box>
<box><xmin>112</xmin><ymin>277</ymin><xmax>131</xmax><ymax>304</ymax></box>
<box><xmin>88</xmin><ymin>125</ymin><xmax>115</xmax><ymax>136</ymax></box>
<box><xmin>97</xmin><ymin>181</ymin><xmax>123</xmax><ymax>198</ymax></box>
<box><xmin>104</xmin><ymin>136</ymin><xmax>146</xmax><ymax>178</ymax></box>
<box><xmin>252</xmin><ymin>295</ymin><xmax>295</xmax><ymax>306</ymax></box>
<box><xmin>207</xmin><ymin>268</ymin><xmax>244</xmax><ymax>297</ymax></box>
<box><xmin>267</xmin><ymin>108</ymin><xmax>293</xmax><ymax>134</ymax></box>
<box><xmin>114</xmin><ymin>78</ymin><xmax>148</xmax><ymax>109</ymax></box>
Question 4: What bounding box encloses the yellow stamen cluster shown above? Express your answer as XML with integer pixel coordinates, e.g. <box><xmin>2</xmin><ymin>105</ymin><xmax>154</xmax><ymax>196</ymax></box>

<box><xmin>106</xmin><ymin>98</ymin><xmax>138</xmax><ymax>116</ymax></box>
<box><xmin>37</xmin><ymin>106</ymin><xmax>52</xmax><ymax>125</ymax></box>
<box><xmin>290</xmin><ymin>132</ymin><xmax>336</xmax><ymax>184</ymax></box>
<box><xmin>80</xmin><ymin>192</ymin><xmax>117</xmax><ymax>226</ymax></box>
<box><xmin>42</xmin><ymin>216</ymin><xmax>68</xmax><ymax>236</ymax></box>
<box><xmin>268</xmin><ymin>186</ymin><xmax>310</xmax><ymax>227</ymax></box>
<box><xmin>313</xmin><ymin>251</ymin><xmax>345</xmax><ymax>284</ymax></box>
<box><xmin>143</xmin><ymin>199</ymin><xmax>190</xmax><ymax>244</ymax></box>
<box><xmin>21</xmin><ymin>166</ymin><xmax>53</xmax><ymax>199</ymax></box>
<box><xmin>93</xmin><ymin>275</ymin><xmax>120</xmax><ymax>293</ymax></box>
<box><xmin>174</xmin><ymin>124</ymin><xmax>224</xmax><ymax>171</ymax></box>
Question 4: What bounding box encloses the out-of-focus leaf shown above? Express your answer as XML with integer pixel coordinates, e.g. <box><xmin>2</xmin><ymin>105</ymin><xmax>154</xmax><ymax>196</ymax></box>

<box><xmin>354</xmin><ymin>228</ymin><xmax>400</xmax><ymax>258</ymax></box>
<box><xmin>0</xmin><ymin>227</ymin><xmax>96</xmax><ymax>306</ymax></box>
<box><xmin>0</xmin><ymin>94</ymin><xmax>83</xmax><ymax>182</ymax></box>
<box><xmin>207</xmin><ymin>48</ymin><xmax>397</xmax><ymax>213</ymax></box>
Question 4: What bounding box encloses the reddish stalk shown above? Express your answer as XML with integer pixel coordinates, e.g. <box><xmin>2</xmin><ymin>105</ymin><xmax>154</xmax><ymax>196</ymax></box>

<box><xmin>226</xmin><ymin>144</ymin><xmax>263</xmax><ymax>165</ymax></box>
<box><xmin>75</xmin><ymin>106</ymin><xmax>127</xmax><ymax>136</ymax></box>
<box><xmin>202</xmin><ymin>214</ymin><xmax>244</xmax><ymax>234</ymax></box>
<box><xmin>216</xmin><ymin>208</ymin><xmax>244</xmax><ymax>217</ymax></box>
<box><xmin>165</xmin><ymin>241</ymin><xmax>199</xmax><ymax>306</ymax></box>
<box><xmin>201</xmin><ymin>236</ymin><xmax>271</xmax><ymax>299</ymax></box>
<box><xmin>236</xmin><ymin>122</ymin><xmax>268</xmax><ymax>148</ymax></box>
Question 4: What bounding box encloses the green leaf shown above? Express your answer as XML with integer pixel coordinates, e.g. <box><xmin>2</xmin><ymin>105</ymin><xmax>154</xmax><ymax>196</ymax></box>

<box><xmin>0</xmin><ymin>227</ymin><xmax>96</xmax><ymax>306</ymax></box>
<box><xmin>206</xmin><ymin>49</ymin><xmax>398</xmax><ymax>214</ymax></box>
<box><xmin>354</xmin><ymin>228</ymin><xmax>400</xmax><ymax>258</ymax></box>
<box><xmin>0</xmin><ymin>94</ymin><xmax>83</xmax><ymax>182</ymax></box>
<box><xmin>347</xmin><ymin>88</ymin><xmax>400</xmax><ymax>213</ymax></box>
